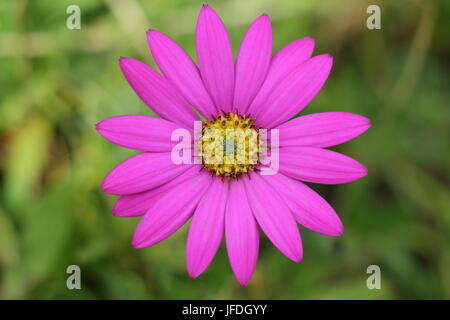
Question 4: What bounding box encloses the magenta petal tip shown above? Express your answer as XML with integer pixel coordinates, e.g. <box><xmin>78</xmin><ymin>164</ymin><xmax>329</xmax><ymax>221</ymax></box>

<box><xmin>336</xmin><ymin>224</ymin><xmax>345</xmax><ymax>236</ymax></box>
<box><xmin>238</xmin><ymin>280</ymin><xmax>250</xmax><ymax>287</ymax></box>
<box><xmin>293</xmin><ymin>253</ymin><xmax>303</xmax><ymax>263</ymax></box>
<box><xmin>288</xmin><ymin>245</ymin><xmax>303</xmax><ymax>262</ymax></box>
<box><xmin>303</xmin><ymin>36</ymin><xmax>315</xmax><ymax>47</ymax></box>
<box><xmin>188</xmin><ymin>269</ymin><xmax>201</xmax><ymax>279</ymax></box>
<box><xmin>316</xmin><ymin>53</ymin><xmax>333</xmax><ymax>65</ymax></box>
<box><xmin>131</xmin><ymin>238</ymin><xmax>143</xmax><ymax>249</ymax></box>
<box><xmin>146</xmin><ymin>29</ymin><xmax>160</xmax><ymax>38</ymax></box>
<box><xmin>200</xmin><ymin>4</ymin><xmax>213</xmax><ymax>14</ymax></box>
<box><xmin>131</xmin><ymin>229</ymin><xmax>149</xmax><ymax>248</ymax></box>
<box><xmin>100</xmin><ymin>180</ymin><xmax>111</xmax><ymax>194</ymax></box>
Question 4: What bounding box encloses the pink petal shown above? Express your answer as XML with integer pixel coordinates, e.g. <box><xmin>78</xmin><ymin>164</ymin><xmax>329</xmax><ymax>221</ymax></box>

<box><xmin>113</xmin><ymin>165</ymin><xmax>201</xmax><ymax>217</ymax></box>
<box><xmin>279</xmin><ymin>146</ymin><xmax>368</xmax><ymax>184</ymax></box>
<box><xmin>132</xmin><ymin>171</ymin><xmax>212</xmax><ymax>248</ymax></box>
<box><xmin>186</xmin><ymin>178</ymin><xmax>228</xmax><ymax>278</ymax></box>
<box><xmin>119</xmin><ymin>57</ymin><xmax>198</xmax><ymax>128</ymax></box>
<box><xmin>96</xmin><ymin>115</ymin><xmax>191</xmax><ymax>152</ymax></box>
<box><xmin>277</xmin><ymin>112</ymin><xmax>371</xmax><ymax>148</ymax></box>
<box><xmin>102</xmin><ymin>152</ymin><xmax>191</xmax><ymax>195</ymax></box>
<box><xmin>247</xmin><ymin>37</ymin><xmax>314</xmax><ymax>118</ymax></box>
<box><xmin>253</xmin><ymin>54</ymin><xmax>333</xmax><ymax>128</ymax></box>
<box><xmin>147</xmin><ymin>30</ymin><xmax>217</xmax><ymax>119</ymax></box>
<box><xmin>243</xmin><ymin>173</ymin><xmax>302</xmax><ymax>262</ymax></box>
<box><xmin>233</xmin><ymin>14</ymin><xmax>272</xmax><ymax>113</ymax></box>
<box><xmin>225</xmin><ymin>179</ymin><xmax>259</xmax><ymax>286</ymax></box>
<box><xmin>196</xmin><ymin>5</ymin><xmax>234</xmax><ymax>113</ymax></box>
<box><xmin>261</xmin><ymin>171</ymin><xmax>344</xmax><ymax>236</ymax></box>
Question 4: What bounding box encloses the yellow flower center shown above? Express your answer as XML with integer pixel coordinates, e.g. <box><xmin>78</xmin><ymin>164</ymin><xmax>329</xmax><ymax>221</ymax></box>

<box><xmin>199</xmin><ymin>112</ymin><xmax>261</xmax><ymax>179</ymax></box>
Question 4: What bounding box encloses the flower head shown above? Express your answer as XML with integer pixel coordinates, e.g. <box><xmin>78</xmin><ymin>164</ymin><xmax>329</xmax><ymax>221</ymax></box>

<box><xmin>97</xmin><ymin>5</ymin><xmax>370</xmax><ymax>285</ymax></box>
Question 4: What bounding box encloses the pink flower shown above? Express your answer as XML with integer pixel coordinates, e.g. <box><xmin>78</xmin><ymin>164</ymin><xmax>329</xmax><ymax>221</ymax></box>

<box><xmin>97</xmin><ymin>5</ymin><xmax>370</xmax><ymax>286</ymax></box>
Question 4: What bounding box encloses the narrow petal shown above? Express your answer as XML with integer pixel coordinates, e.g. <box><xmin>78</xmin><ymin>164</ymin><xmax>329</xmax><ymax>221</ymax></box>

<box><xmin>186</xmin><ymin>178</ymin><xmax>228</xmax><ymax>278</ymax></box>
<box><xmin>279</xmin><ymin>147</ymin><xmax>368</xmax><ymax>184</ymax></box>
<box><xmin>132</xmin><ymin>171</ymin><xmax>212</xmax><ymax>248</ymax></box>
<box><xmin>233</xmin><ymin>14</ymin><xmax>272</xmax><ymax>113</ymax></box>
<box><xmin>243</xmin><ymin>173</ymin><xmax>302</xmax><ymax>262</ymax></box>
<box><xmin>196</xmin><ymin>5</ymin><xmax>234</xmax><ymax>112</ymax></box>
<box><xmin>147</xmin><ymin>30</ymin><xmax>217</xmax><ymax>118</ymax></box>
<box><xmin>102</xmin><ymin>152</ymin><xmax>191</xmax><ymax>195</ymax></box>
<box><xmin>225</xmin><ymin>179</ymin><xmax>259</xmax><ymax>286</ymax></box>
<box><xmin>246</xmin><ymin>37</ymin><xmax>314</xmax><ymax>117</ymax></box>
<box><xmin>113</xmin><ymin>165</ymin><xmax>201</xmax><ymax>217</ymax></box>
<box><xmin>277</xmin><ymin>112</ymin><xmax>371</xmax><ymax>148</ymax></box>
<box><xmin>96</xmin><ymin>115</ymin><xmax>191</xmax><ymax>152</ymax></box>
<box><xmin>261</xmin><ymin>171</ymin><xmax>344</xmax><ymax>236</ymax></box>
<box><xmin>119</xmin><ymin>57</ymin><xmax>198</xmax><ymax>128</ymax></box>
<box><xmin>252</xmin><ymin>54</ymin><xmax>333</xmax><ymax>128</ymax></box>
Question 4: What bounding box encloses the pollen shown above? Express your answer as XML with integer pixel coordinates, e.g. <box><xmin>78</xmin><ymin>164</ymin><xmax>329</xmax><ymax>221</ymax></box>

<box><xmin>198</xmin><ymin>112</ymin><xmax>261</xmax><ymax>179</ymax></box>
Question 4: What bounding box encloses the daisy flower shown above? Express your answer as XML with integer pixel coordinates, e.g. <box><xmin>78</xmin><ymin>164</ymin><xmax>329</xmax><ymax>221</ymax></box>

<box><xmin>97</xmin><ymin>5</ymin><xmax>370</xmax><ymax>286</ymax></box>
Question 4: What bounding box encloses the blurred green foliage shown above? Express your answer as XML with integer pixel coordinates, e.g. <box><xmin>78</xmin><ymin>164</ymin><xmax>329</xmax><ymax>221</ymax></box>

<box><xmin>0</xmin><ymin>0</ymin><xmax>449</xmax><ymax>299</ymax></box>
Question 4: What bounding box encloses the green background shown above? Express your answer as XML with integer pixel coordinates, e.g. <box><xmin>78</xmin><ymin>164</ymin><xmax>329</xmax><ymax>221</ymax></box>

<box><xmin>0</xmin><ymin>0</ymin><xmax>449</xmax><ymax>299</ymax></box>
